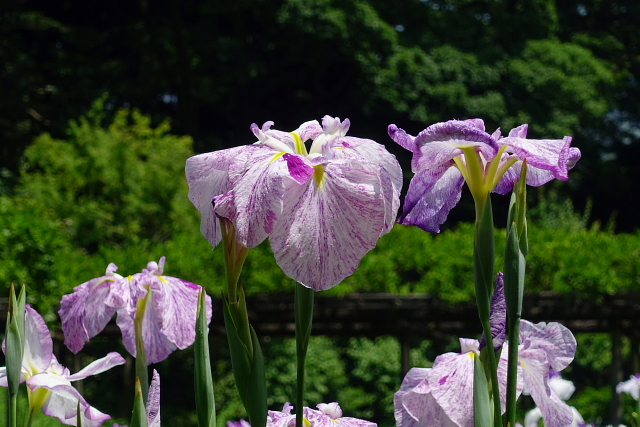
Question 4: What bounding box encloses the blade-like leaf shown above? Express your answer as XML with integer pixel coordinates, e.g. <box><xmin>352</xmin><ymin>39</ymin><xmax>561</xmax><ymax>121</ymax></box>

<box><xmin>473</xmin><ymin>355</ymin><xmax>493</xmax><ymax>427</ymax></box>
<box><xmin>195</xmin><ymin>288</ymin><xmax>216</xmax><ymax>427</ymax></box>
<box><xmin>130</xmin><ymin>378</ymin><xmax>149</xmax><ymax>427</ymax></box>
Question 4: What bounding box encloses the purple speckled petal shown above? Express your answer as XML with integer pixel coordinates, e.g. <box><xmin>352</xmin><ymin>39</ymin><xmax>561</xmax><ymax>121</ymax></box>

<box><xmin>147</xmin><ymin>370</ymin><xmax>161</xmax><ymax>427</ymax></box>
<box><xmin>519</xmin><ymin>348</ymin><xmax>573</xmax><ymax>427</ymax></box>
<box><xmin>24</xmin><ymin>305</ymin><xmax>53</xmax><ymax>374</ymax></box>
<box><xmin>399</xmin><ymin>165</ymin><xmax>465</xmax><ymax>233</ymax></box>
<box><xmin>214</xmin><ymin>148</ymin><xmax>291</xmax><ymax>248</ymax></box>
<box><xmin>28</xmin><ymin>373</ymin><xmax>111</xmax><ymax>427</ymax></box>
<box><xmin>269</xmin><ymin>160</ymin><xmax>387</xmax><ymax>291</ymax></box>
<box><xmin>67</xmin><ymin>352</ymin><xmax>125</xmax><ymax>381</ymax></box>
<box><xmin>428</xmin><ymin>347</ymin><xmax>477</xmax><ymax>427</ymax></box>
<box><xmin>412</xmin><ymin>120</ymin><xmax>499</xmax><ymax>170</ymax></box>
<box><xmin>480</xmin><ymin>272</ymin><xmax>507</xmax><ymax>350</ymax></box>
<box><xmin>388</xmin><ymin>124</ymin><xmax>417</xmax><ymax>152</ymax></box>
<box><xmin>498</xmin><ymin>135</ymin><xmax>572</xmax><ymax>180</ymax></box>
<box><xmin>59</xmin><ymin>266</ymin><xmax>127</xmax><ymax>354</ymax></box>
<box><xmin>267</xmin><ymin>403</ymin><xmax>296</xmax><ymax>427</ymax></box>
<box><xmin>327</xmin><ymin>137</ymin><xmax>402</xmax><ymax>234</ymax></box>
<box><xmin>186</xmin><ymin>145</ymin><xmax>253</xmax><ymax>248</ymax></box>
<box><xmin>520</xmin><ymin>320</ymin><xmax>576</xmax><ymax>372</ymax></box>
<box><xmin>150</xmin><ymin>276</ymin><xmax>209</xmax><ymax>351</ymax></box>
<box><xmin>293</xmin><ymin>120</ymin><xmax>323</xmax><ymax>141</ymax></box>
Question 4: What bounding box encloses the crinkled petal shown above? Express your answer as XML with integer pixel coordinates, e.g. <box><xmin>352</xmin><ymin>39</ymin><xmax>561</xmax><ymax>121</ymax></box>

<box><xmin>66</xmin><ymin>352</ymin><xmax>125</xmax><ymax>381</ymax></box>
<box><xmin>428</xmin><ymin>350</ymin><xmax>476</xmax><ymax>427</ymax></box>
<box><xmin>294</xmin><ymin>120</ymin><xmax>323</xmax><ymax>141</ymax></box>
<box><xmin>269</xmin><ymin>160</ymin><xmax>387</xmax><ymax>291</ymax></box>
<box><xmin>214</xmin><ymin>148</ymin><xmax>292</xmax><ymax>248</ymax></box>
<box><xmin>412</xmin><ymin>120</ymin><xmax>498</xmax><ymax>171</ymax></box>
<box><xmin>498</xmin><ymin>135</ymin><xmax>572</xmax><ymax>180</ymax></box>
<box><xmin>150</xmin><ymin>276</ymin><xmax>211</xmax><ymax>352</ymax></box>
<box><xmin>494</xmin><ymin>145</ymin><xmax>581</xmax><ymax>195</ymax></box>
<box><xmin>399</xmin><ymin>165</ymin><xmax>465</xmax><ymax>233</ymax></box>
<box><xmin>24</xmin><ymin>305</ymin><xmax>54</xmax><ymax>374</ymax></box>
<box><xmin>329</xmin><ymin>137</ymin><xmax>403</xmax><ymax>234</ymax></box>
<box><xmin>147</xmin><ymin>370</ymin><xmax>161</xmax><ymax>427</ymax></box>
<box><xmin>267</xmin><ymin>403</ymin><xmax>296</xmax><ymax>427</ymax></box>
<box><xmin>396</xmin><ymin>368</ymin><xmax>432</xmax><ymax>423</ymax></box>
<box><xmin>59</xmin><ymin>273</ymin><xmax>124</xmax><ymax>354</ymax></box>
<box><xmin>186</xmin><ymin>145</ymin><xmax>252</xmax><ymax>248</ymax></box>
<box><xmin>28</xmin><ymin>373</ymin><xmax>111</xmax><ymax>427</ymax></box>
<box><xmin>520</xmin><ymin>348</ymin><xmax>573</xmax><ymax>427</ymax></box>
<box><xmin>520</xmin><ymin>320</ymin><xmax>576</xmax><ymax>371</ymax></box>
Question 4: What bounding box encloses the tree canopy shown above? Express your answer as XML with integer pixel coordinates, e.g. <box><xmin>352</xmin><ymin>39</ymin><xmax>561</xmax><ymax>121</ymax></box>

<box><xmin>1</xmin><ymin>0</ymin><xmax>638</xmax><ymax>230</ymax></box>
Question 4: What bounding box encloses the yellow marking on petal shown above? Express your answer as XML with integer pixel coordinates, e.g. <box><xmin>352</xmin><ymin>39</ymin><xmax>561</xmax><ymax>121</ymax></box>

<box><xmin>270</xmin><ymin>152</ymin><xmax>286</xmax><ymax>163</ymax></box>
<box><xmin>304</xmin><ymin>418</ymin><xmax>312</xmax><ymax>427</ymax></box>
<box><xmin>313</xmin><ymin>164</ymin><xmax>326</xmax><ymax>188</ymax></box>
<box><xmin>291</xmin><ymin>132</ymin><xmax>309</xmax><ymax>156</ymax></box>
<box><xmin>159</xmin><ymin>276</ymin><xmax>167</xmax><ymax>284</ymax></box>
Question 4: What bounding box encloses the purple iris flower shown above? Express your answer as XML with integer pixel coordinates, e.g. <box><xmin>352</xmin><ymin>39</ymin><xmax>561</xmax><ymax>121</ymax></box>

<box><xmin>186</xmin><ymin>116</ymin><xmax>402</xmax><ymax>291</ymax></box>
<box><xmin>59</xmin><ymin>257</ymin><xmax>212</xmax><ymax>364</ymax></box>
<box><xmin>0</xmin><ymin>306</ymin><xmax>125</xmax><ymax>427</ymax></box>
<box><xmin>266</xmin><ymin>402</ymin><xmax>376</xmax><ymax>427</ymax></box>
<box><xmin>388</xmin><ymin>119</ymin><xmax>579</xmax><ymax>232</ymax></box>
<box><xmin>394</xmin><ymin>337</ymin><xmax>513</xmax><ymax>427</ymax></box>
<box><xmin>395</xmin><ymin>320</ymin><xmax>576</xmax><ymax>427</ymax></box>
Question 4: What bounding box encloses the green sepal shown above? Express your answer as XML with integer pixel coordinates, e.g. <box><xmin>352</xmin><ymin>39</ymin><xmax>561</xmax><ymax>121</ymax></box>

<box><xmin>222</xmin><ymin>292</ymin><xmax>267</xmax><ymax>427</ymax></box>
<box><xmin>194</xmin><ymin>288</ymin><xmax>216</xmax><ymax>427</ymax></box>
<box><xmin>130</xmin><ymin>378</ymin><xmax>149</xmax><ymax>427</ymax></box>
<box><xmin>473</xmin><ymin>354</ymin><xmax>493</xmax><ymax>427</ymax></box>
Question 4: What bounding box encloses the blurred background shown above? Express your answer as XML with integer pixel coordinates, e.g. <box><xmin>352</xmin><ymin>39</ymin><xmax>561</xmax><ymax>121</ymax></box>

<box><xmin>1</xmin><ymin>0</ymin><xmax>640</xmax><ymax>426</ymax></box>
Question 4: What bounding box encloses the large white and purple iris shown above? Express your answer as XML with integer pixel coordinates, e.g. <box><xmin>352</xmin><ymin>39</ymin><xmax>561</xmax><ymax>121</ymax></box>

<box><xmin>186</xmin><ymin>116</ymin><xmax>402</xmax><ymax>291</ymax></box>
<box><xmin>388</xmin><ymin>119</ymin><xmax>581</xmax><ymax>232</ymax></box>
<box><xmin>59</xmin><ymin>257</ymin><xmax>212</xmax><ymax>364</ymax></box>
<box><xmin>0</xmin><ymin>306</ymin><xmax>125</xmax><ymax>427</ymax></box>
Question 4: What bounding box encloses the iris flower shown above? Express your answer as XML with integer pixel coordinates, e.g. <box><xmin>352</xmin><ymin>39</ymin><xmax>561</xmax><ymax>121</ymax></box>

<box><xmin>59</xmin><ymin>257</ymin><xmax>212</xmax><ymax>364</ymax></box>
<box><xmin>186</xmin><ymin>116</ymin><xmax>402</xmax><ymax>291</ymax></box>
<box><xmin>617</xmin><ymin>374</ymin><xmax>640</xmax><ymax>400</ymax></box>
<box><xmin>395</xmin><ymin>292</ymin><xmax>576</xmax><ymax>427</ymax></box>
<box><xmin>266</xmin><ymin>402</ymin><xmax>376</xmax><ymax>427</ymax></box>
<box><xmin>388</xmin><ymin>119</ymin><xmax>580</xmax><ymax>232</ymax></box>
<box><xmin>0</xmin><ymin>306</ymin><xmax>125</xmax><ymax>427</ymax></box>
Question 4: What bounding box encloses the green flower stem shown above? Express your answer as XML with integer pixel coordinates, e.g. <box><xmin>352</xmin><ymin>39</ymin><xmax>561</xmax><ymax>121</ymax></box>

<box><xmin>219</xmin><ymin>217</ymin><xmax>266</xmax><ymax>427</ymax></box>
<box><xmin>473</xmin><ymin>197</ymin><xmax>502</xmax><ymax>427</ymax></box>
<box><xmin>504</xmin><ymin>166</ymin><xmax>528</xmax><ymax>427</ymax></box>
<box><xmin>295</xmin><ymin>283</ymin><xmax>315</xmax><ymax>427</ymax></box>
<box><xmin>134</xmin><ymin>296</ymin><xmax>150</xmax><ymax>403</ymax></box>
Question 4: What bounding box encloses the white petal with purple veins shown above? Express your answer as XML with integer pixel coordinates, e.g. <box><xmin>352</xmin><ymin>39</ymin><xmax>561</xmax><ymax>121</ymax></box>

<box><xmin>270</xmin><ymin>160</ymin><xmax>387</xmax><ymax>290</ymax></box>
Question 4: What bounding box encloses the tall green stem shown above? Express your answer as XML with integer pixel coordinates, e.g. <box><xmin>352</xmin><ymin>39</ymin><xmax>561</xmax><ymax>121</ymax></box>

<box><xmin>473</xmin><ymin>196</ymin><xmax>502</xmax><ymax>427</ymax></box>
<box><xmin>295</xmin><ymin>283</ymin><xmax>315</xmax><ymax>427</ymax></box>
<box><xmin>134</xmin><ymin>289</ymin><xmax>150</xmax><ymax>403</ymax></box>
